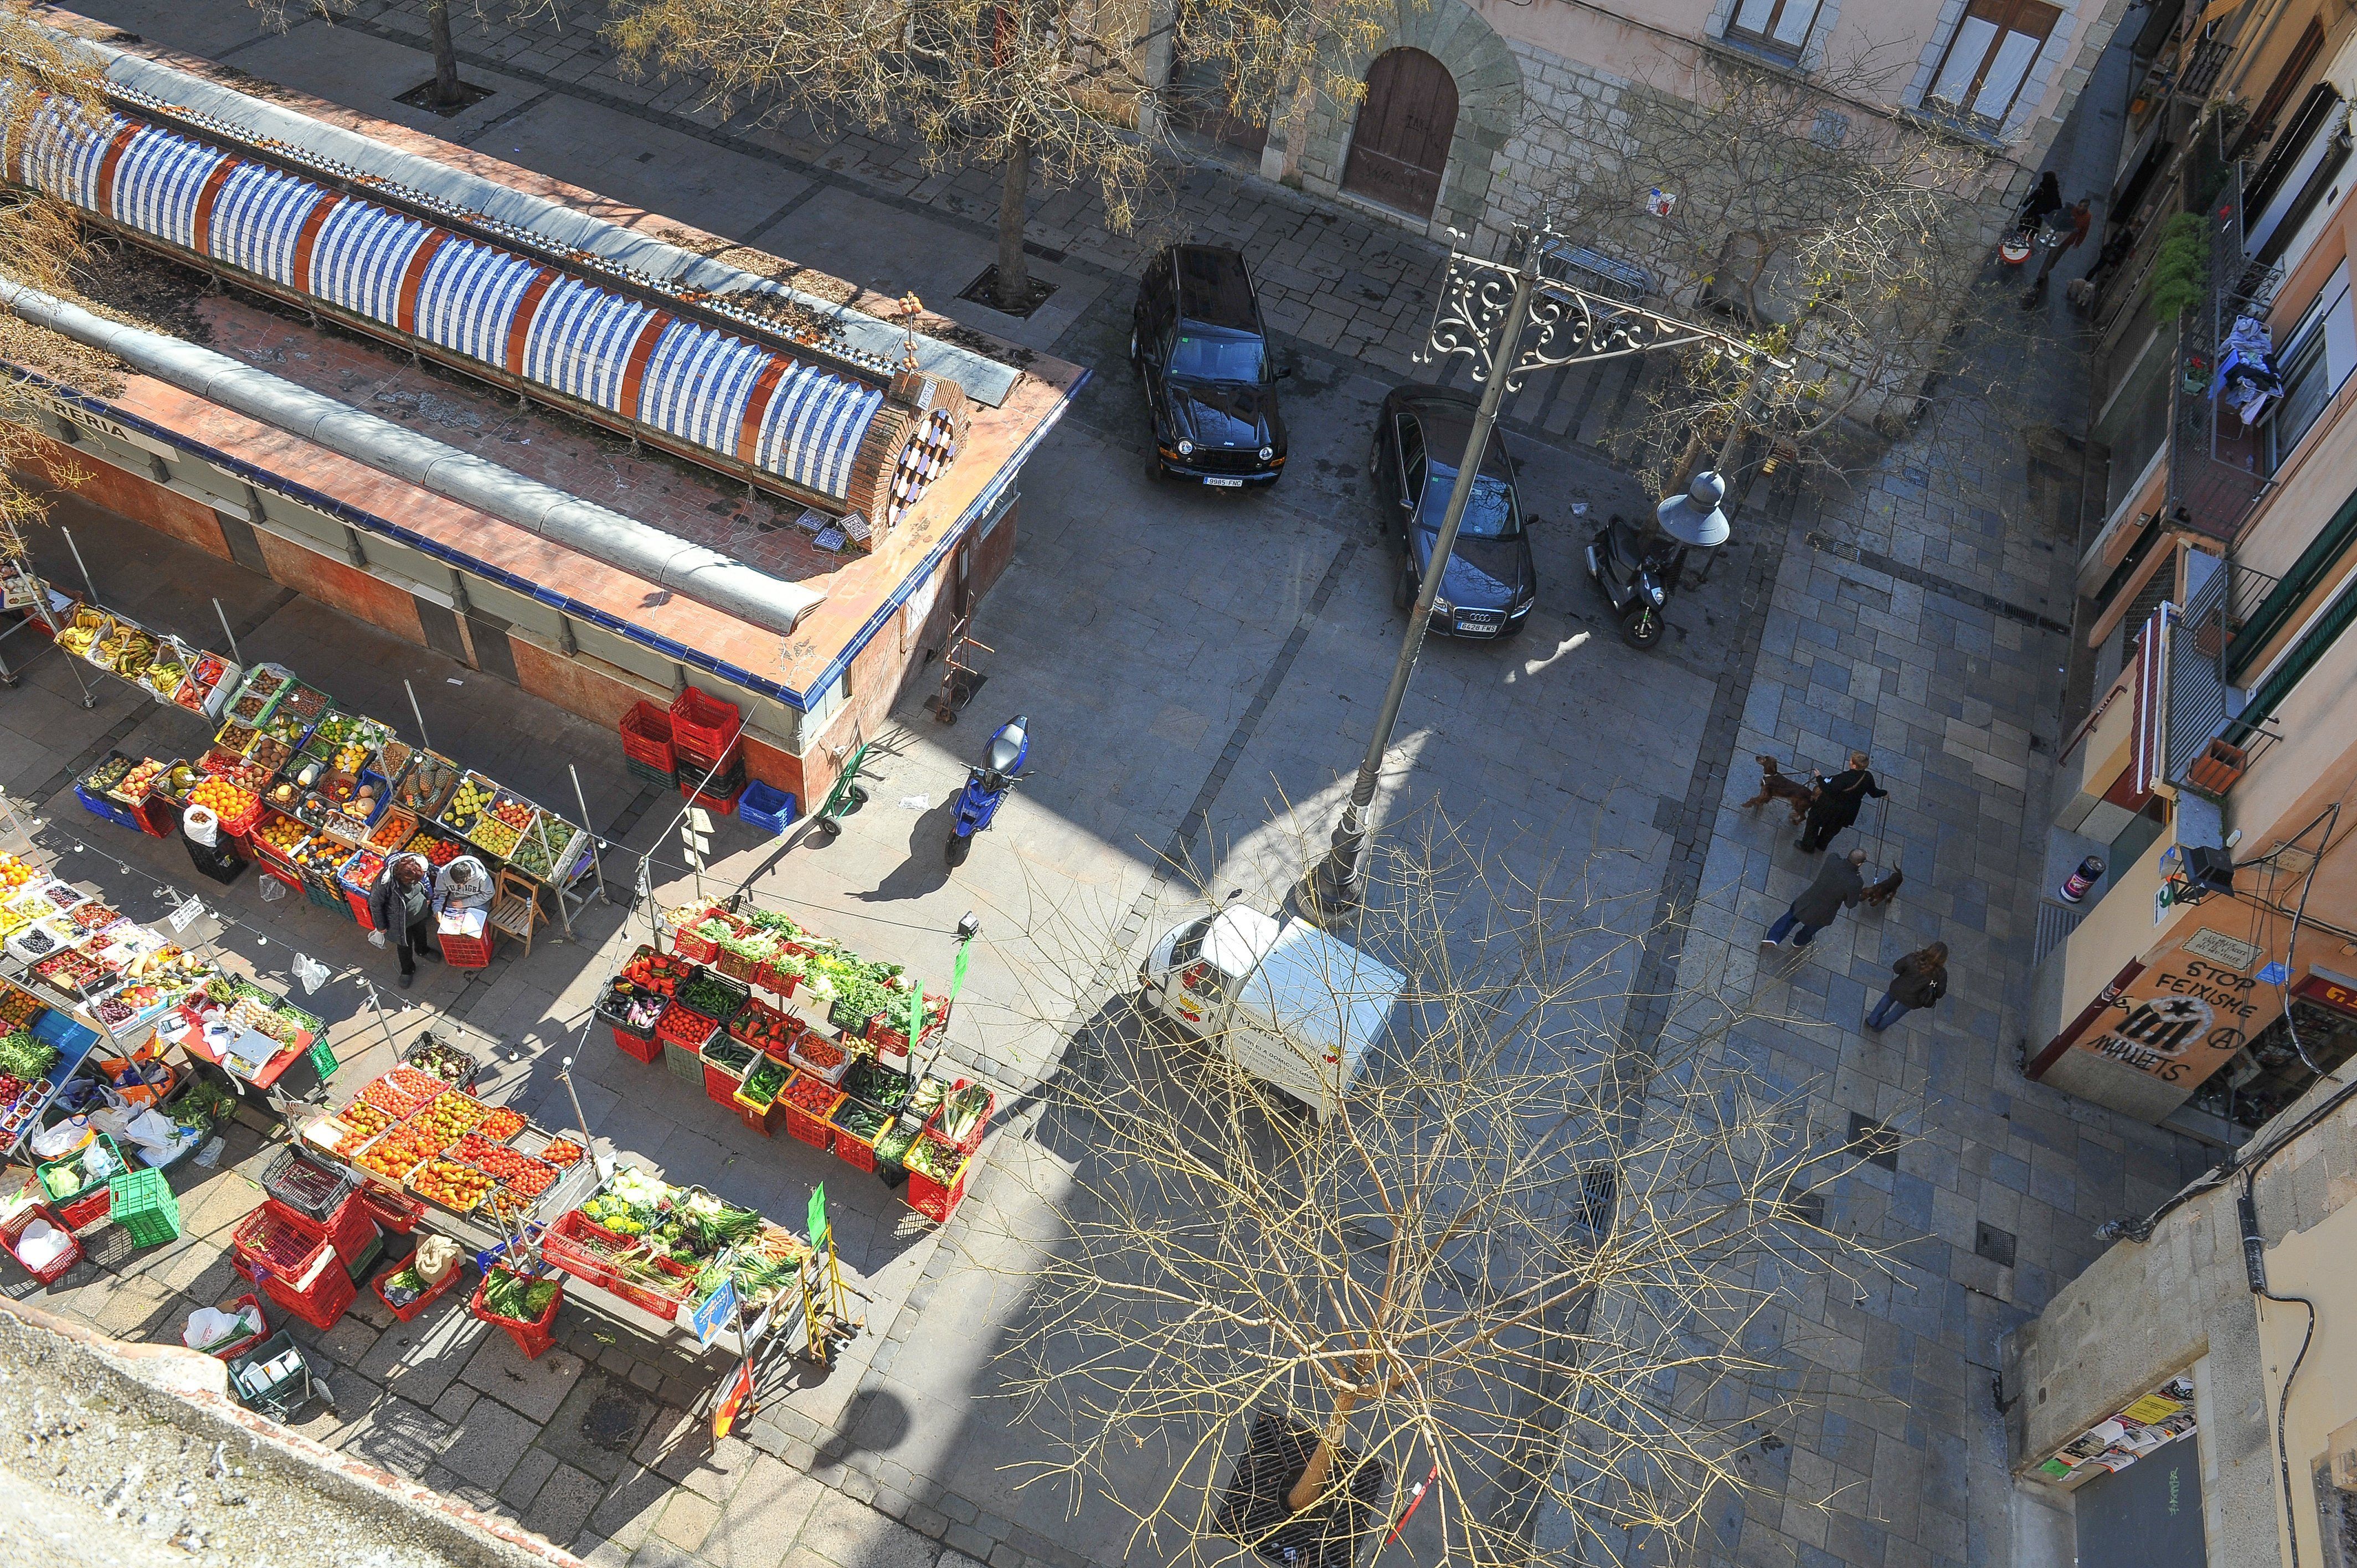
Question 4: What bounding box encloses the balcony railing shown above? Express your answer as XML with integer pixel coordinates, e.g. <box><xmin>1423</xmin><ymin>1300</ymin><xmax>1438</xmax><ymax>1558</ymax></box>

<box><xmin>2164</xmin><ymin>559</ymin><xmax>2283</xmax><ymax>799</ymax></box>
<box><xmin>2166</xmin><ymin>159</ymin><xmax>2283</xmax><ymax>542</ymax></box>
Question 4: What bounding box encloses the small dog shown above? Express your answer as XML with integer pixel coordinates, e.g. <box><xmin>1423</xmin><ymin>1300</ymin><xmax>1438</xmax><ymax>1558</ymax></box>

<box><xmin>1740</xmin><ymin>755</ymin><xmax>1819</xmax><ymax>824</ymax></box>
<box><xmin>1860</xmin><ymin>867</ymin><xmax>1905</xmax><ymax>908</ymax></box>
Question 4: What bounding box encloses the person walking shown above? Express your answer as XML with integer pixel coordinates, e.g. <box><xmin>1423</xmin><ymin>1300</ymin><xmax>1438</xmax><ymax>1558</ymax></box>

<box><xmin>366</xmin><ymin>851</ymin><xmax>440</xmax><ymax>987</ymax></box>
<box><xmin>2017</xmin><ymin>171</ymin><xmax>2062</xmax><ymax>235</ymax></box>
<box><xmin>1761</xmin><ymin>849</ymin><xmax>1867</xmax><ymax>950</ymax></box>
<box><xmin>1798</xmin><ymin>751</ymin><xmax>1887</xmax><ymax>853</ymax></box>
<box><xmin>1866</xmin><ymin>941</ymin><xmax>1949</xmax><ymax>1031</ymax></box>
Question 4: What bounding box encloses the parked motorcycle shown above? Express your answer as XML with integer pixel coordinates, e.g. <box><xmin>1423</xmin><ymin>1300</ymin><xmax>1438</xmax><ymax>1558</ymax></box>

<box><xmin>946</xmin><ymin>715</ymin><xmax>1028</xmax><ymax>866</ymax></box>
<box><xmin>1586</xmin><ymin>471</ymin><xmax>1729</xmax><ymax>649</ymax></box>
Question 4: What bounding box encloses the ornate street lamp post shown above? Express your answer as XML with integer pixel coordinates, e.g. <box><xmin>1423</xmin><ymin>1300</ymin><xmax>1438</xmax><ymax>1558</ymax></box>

<box><xmin>1310</xmin><ymin>224</ymin><xmax>1782</xmax><ymax>909</ymax></box>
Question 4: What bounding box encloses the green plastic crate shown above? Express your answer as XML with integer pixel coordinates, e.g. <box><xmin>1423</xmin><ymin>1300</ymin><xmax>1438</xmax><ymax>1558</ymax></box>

<box><xmin>109</xmin><ymin>1168</ymin><xmax>182</xmax><ymax>1247</ymax></box>
<box><xmin>662</xmin><ymin>1039</ymin><xmax>703</xmax><ymax>1084</ymax></box>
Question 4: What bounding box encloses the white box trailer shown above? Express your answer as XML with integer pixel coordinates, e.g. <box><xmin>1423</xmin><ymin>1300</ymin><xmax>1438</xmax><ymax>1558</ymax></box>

<box><xmin>1141</xmin><ymin>906</ymin><xmax>1407</xmax><ymax>1119</ymax></box>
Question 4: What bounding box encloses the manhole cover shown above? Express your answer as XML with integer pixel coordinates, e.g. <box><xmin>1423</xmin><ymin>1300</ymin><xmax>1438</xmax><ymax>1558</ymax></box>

<box><xmin>582</xmin><ymin>1391</ymin><xmax>647</xmax><ymax>1451</ymax></box>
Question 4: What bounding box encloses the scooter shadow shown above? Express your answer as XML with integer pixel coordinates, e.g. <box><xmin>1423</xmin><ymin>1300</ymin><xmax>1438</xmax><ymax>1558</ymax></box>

<box><xmin>852</xmin><ymin>797</ymin><xmax>962</xmax><ymax>902</ymax></box>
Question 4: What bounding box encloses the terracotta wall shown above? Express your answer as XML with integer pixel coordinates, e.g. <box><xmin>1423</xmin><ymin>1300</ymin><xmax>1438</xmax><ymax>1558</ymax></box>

<box><xmin>249</xmin><ymin>531</ymin><xmax>425</xmax><ymax>644</ymax></box>
<box><xmin>19</xmin><ymin>431</ymin><xmax>231</xmax><ymax>559</ymax></box>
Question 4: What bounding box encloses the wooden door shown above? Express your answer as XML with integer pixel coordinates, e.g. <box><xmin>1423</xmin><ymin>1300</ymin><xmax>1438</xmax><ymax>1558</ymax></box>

<box><xmin>1341</xmin><ymin>49</ymin><xmax>1456</xmax><ymax>219</ymax></box>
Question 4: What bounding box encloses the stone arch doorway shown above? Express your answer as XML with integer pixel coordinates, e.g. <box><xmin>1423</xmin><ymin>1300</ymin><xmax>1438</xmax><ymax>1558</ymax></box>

<box><xmin>1341</xmin><ymin>48</ymin><xmax>1458</xmax><ymax>219</ymax></box>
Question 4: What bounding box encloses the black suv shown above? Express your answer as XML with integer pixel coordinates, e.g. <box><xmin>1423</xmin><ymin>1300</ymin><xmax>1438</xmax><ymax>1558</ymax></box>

<box><xmin>1370</xmin><ymin>385</ymin><xmax>1537</xmax><ymax>639</ymax></box>
<box><xmin>1132</xmin><ymin>244</ymin><xmax>1288</xmax><ymax>487</ymax></box>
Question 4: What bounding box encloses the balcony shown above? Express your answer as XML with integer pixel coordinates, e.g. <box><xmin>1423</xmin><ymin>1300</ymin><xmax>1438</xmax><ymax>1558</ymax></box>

<box><xmin>2166</xmin><ymin>160</ymin><xmax>2284</xmax><ymax>543</ymax></box>
<box><xmin>2159</xmin><ymin>558</ymin><xmax>2283</xmax><ymax>801</ymax></box>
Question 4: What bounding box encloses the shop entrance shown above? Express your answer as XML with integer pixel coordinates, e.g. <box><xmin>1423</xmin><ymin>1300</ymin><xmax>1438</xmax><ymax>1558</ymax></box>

<box><xmin>2072</xmin><ymin>1433</ymin><xmax>2205</xmax><ymax>1568</ymax></box>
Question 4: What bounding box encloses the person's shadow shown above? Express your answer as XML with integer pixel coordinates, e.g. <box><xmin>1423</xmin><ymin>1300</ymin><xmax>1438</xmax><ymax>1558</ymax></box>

<box><xmin>852</xmin><ymin>797</ymin><xmax>961</xmax><ymax>902</ymax></box>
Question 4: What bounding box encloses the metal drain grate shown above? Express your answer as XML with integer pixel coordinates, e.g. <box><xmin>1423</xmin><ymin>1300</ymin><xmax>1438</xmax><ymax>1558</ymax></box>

<box><xmin>1846</xmin><ymin>1113</ymin><xmax>1902</xmax><ymax>1171</ymax></box>
<box><xmin>1974</xmin><ymin>1221</ymin><xmax>2018</xmax><ymax>1268</ymax></box>
<box><xmin>2033</xmin><ymin>900</ymin><xmax>2083</xmax><ymax>965</ymax></box>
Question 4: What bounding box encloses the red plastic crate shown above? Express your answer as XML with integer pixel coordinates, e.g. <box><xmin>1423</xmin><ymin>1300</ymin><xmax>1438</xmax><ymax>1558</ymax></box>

<box><xmin>737</xmin><ymin>1103</ymin><xmax>776</xmax><ymax>1138</ymax></box>
<box><xmin>656</xmin><ymin>1003</ymin><xmax>718</xmax><ymax>1051</ymax></box>
<box><xmin>924</xmin><ymin>1081</ymin><xmax>996</xmax><ymax>1157</ymax></box>
<box><xmin>133</xmin><ymin>795</ymin><xmax>177</xmax><ymax>838</ymax></box>
<box><xmin>668</xmin><ymin>687</ymin><xmax>743</xmax><ymax>761</ymax></box>
<box><xmin>471</xmin><ymin>1271</ymin><xmax>562</xmax><ymax>1359</ymax></box>
<box><xmin>358</xmin><ymin>1187</ymin><xmax>424</xmax><ymax>1235</ymax></box>
<box><xmin>619</xmin><ymin>700</ymin><xmax>677</xmax><ymax>771</ymax></box>
<box><xmin>667</xmin><ymin>908</ymin><xmax>732</xmax><ymax>963</ymax></box>
<box><xmin>783</xmin><ymin>1086</ymin><xmax>843</xmax><ymax>1151</ymax></box>
<box><xmin>345</xmin><ymin>886</ymin><xmax>379</xmax><ymax>931</ymax></box>
<box><xmin>442</xmin><ymin>930</ymin><xmax>494</xmax><ymax>969</ymax></box>
<box><xmin>373</xmin><ymin>1257</ymin><xmax>466</xmax><ymax>1323</ymax></box>
<box><xmin>58</xmin><ymin>1187</ymin><xmax>112</xmax><ymax>1231</ymax></box>
<box><xmin>319</xmin><ymin>1190</ymin><xmax>380</xmax><ymax>1262</ymax></box>
<box><xmin>231</xmin><ymin>1199</ymin><xmax>334</xmax><ymax>1286</ymax></box>
<box><xmin>202</xmin><ymin>1293</ymin><xmax>269</xmax><ymax>1360</ymax></box>
<box><xmin>702</xmin><ymin>1062</ymin><xmax>743</xmax><ymax>1107</ymax></box>
<box><xmin>905</xmin><ymin>1137</ymin><xmax>971</xmax><ymax>1224</ymax></box>
<box><xmin>614</xmin><ymin>1026</ymin><xmax>661</xmax><ymax>1064</ymax></box>
<box><xmin>265</xmin><ymin>1258</ymin><xmax>358</xmax><ymax>1329</ymax></box>
<box><xmin>2</xmin><ymin>1199</ymin><xmax>83</xmax><ymax>1282</ymax></box>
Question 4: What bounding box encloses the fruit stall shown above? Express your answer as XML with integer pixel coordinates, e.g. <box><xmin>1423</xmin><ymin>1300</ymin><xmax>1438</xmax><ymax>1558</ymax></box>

<box><xmin>0</xmin><ymin>839</ymin><xmax>312</xmax><ymax>1257</ymax></box>
<box><xmin>48</xmin><ymin>600</ymin><xmax>601</xmax><ymax>953</ymax></box>
<box><xmin>285</xmin><ymin>1060</ymin><xmax>830</xmax><ymax>1361</ymax></box>
<box><xmin>596</xmin><ymin>902</ymin><xmax>995</xmax><ymax>1227</ymax></box>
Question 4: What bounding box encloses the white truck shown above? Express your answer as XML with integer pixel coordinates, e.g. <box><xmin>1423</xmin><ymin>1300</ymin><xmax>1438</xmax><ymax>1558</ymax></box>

<box><xmin>1140</xmin><ymin>905</ymin><xmax>1409</xmax><ymax>1120</ymax></box>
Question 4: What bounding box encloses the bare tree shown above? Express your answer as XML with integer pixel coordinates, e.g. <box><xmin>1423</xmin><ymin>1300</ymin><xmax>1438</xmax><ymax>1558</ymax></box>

<box><xmin>0</xmin><ymin>14</ymin><xmax>122</xmax><ymax>551</ymax></box>
<box><xmin>997</xmin><ymin>807</ymin><xmax>1886</xmax><ymax>1568</ymax></box>
<box><xmin>604</xmin><ymin>0</ymin><xmax>1397</xmax><ymax>314</ymax></box>
<box><xmin>241</xmin><ymin>1</ymin><xmax>467</xmax><ymax>107</ymax></box>
<box><xmin>1531</xmin><ymin>49</ymin><xmax>2011</xmax><ymax>491</ymax></box>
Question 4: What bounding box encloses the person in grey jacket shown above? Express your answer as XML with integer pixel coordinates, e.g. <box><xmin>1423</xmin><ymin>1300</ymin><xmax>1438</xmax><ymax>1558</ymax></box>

<box><xmin>1761</xmin><ymin>849</ymin><xmax>1867</xmax><ymax>949</ymax></box>
<box><xmin>1866</xmin><ymin>942</ymin><xmax>1949</xmax><ymax>1030</ymax></box>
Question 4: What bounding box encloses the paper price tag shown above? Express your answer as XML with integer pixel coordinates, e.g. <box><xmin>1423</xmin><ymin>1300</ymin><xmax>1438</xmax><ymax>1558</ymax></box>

<box><xmin>167</xmin><ymin>897</ymin><xmax>205</xmax><ymax>932</ymax></box>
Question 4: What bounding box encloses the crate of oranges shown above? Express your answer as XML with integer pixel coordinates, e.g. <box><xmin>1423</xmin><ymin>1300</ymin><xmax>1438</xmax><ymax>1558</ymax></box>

<box><xmin>355</xmin><ymin>1122</ymin><xmax>441</xmax><ymax>1183</ymax></box>
<box><xmin>188</xmin><ymin>775</ymin><xmax>260</xmax><ymax>836</ymax></box>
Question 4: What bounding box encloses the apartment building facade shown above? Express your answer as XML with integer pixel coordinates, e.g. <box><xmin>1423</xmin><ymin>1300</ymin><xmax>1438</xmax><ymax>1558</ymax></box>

<box><xmin>2031</xmin><ymin>0</ymin><xmax>2357</xmax><ymax>1144</ymax></box>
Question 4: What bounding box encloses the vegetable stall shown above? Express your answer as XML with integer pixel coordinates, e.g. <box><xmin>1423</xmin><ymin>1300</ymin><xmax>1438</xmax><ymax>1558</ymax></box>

<box><xmin>596</xmin><ymin>902</ymin><xmax>997</xmax><ymax>1227</ymax></box>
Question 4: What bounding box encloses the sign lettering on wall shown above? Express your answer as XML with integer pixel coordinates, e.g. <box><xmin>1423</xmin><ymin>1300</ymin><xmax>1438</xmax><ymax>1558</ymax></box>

<box><xmin>2072</xmin><ymin>930</ymin><xmax>2282</xmax><ymax>1089</ymax></box>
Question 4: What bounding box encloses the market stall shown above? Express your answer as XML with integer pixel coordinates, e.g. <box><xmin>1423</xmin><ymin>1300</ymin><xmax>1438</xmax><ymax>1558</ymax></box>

<box><xmin>287</xmin><ymin>1058</ymin><xmax>837</xmax><ymax>1363</ymax></box>
<box><xmin>44</xmin><ymin>598</ymin><xmax>602</xmax><ymax>955</ymax></box>
<box><xmin>596</xmin><ymin>901</ymin><xmax>995</xmax><ymax>1229</ymax></box>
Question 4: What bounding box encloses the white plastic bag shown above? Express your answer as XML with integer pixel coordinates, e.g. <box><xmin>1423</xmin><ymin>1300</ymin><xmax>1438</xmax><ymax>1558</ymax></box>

<box><xmin>183</xmin><ymin>804</ymin><xmax>219</xmax><ymax>847</ymax></box>
<box><xmin>292</xmin><ymin>952</ymin><xmax>330</xmax><ymax>994</ymax></box>
<box><xmin>95</xmin><ymin>1106</ymin><xmax>184</xmax><ymax>1159</ymax></box>
<box><xmin>29</xmin><ymin>1115</ymin><xmax>92</xmax><ymax>1162</ymax></box>
<box><xmin>259</xmin><ymin>875</ymin><xmax>287</xmax><ymax>903</ymax></box>
<box><xmin>369</xmin><ymin>929</ymin><xmax>388</xmax><ymax>950</ymax></box>
<box><xmin>183</xmin><ymin>1303</ymin><xmax>261</xmax><ymax>1353</ymax></box>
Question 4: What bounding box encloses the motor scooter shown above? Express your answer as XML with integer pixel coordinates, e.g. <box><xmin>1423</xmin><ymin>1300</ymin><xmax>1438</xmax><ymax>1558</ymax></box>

<box><xmin>1587</xmin><ymin>471</ymin><xmax>1730</xmax><ymax>649</ymax></box>
<box><xmin>946</xmin><ymin>715</ymin><xmax>1028</xmax><ymax>865</ymax></box>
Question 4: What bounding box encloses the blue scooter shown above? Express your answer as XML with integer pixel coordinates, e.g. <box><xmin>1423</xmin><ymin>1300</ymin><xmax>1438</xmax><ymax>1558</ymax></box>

<box><xmin>946</xmin><ymin>715</ymin><xmax>1028</xmax><ymax>865</ymax></box>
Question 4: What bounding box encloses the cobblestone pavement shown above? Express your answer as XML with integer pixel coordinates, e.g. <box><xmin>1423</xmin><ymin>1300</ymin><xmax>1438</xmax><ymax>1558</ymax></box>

<box><xmin>18</xmin><ymin>6</ymin><xmax>2219</xmax><ymax>1568</ymax></box>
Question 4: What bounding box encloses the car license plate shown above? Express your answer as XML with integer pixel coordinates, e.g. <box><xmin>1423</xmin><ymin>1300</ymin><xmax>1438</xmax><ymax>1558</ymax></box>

<box><xmin>1203</xmin><ymin>476</ymin><xmax>1244</xmax><ymax>488</ymax></box>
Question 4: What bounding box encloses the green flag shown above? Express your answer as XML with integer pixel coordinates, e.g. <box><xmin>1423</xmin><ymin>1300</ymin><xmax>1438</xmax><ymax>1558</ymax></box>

<box><xmin>807</xmin><ymin>1182</ymin><xmax>827</xmax><ymax>1248</ymax></box>
<box><xmin>907</xmin><ymin>971</ymin><xmax>924</xmax><ymax>1044</ymax></box>
<box><xmin>950</xmin><ymin>941</ymin><xmax>971</xmax><ymax>1001</ymax></box>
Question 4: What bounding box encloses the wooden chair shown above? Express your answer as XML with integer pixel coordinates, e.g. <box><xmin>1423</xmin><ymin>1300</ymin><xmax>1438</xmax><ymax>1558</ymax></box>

<box><xmin>488</xmin><ymin>866</ymin><xmax>548</xmax><ymax>957</ymax></box>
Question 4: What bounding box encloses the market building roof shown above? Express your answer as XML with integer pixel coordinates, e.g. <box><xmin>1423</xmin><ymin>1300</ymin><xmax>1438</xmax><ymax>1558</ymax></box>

<box><xmin>3</xmin><ymin>18</ymin><xmax>1082</xmax><ymax>716</ymax></box>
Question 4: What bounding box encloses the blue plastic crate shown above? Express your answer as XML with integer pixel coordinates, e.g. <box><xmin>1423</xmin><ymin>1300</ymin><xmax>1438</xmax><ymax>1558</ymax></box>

<box><xmin>30</xmin><ymin>1009</ymin><xmax>100</xmax><ymax>1080</ymax></box>
<box><xmin>74</xmin><ymin>784</ymin><xmax>141</xmax><ymax>832</ymax></box>
<box><xmin>737</xmin><ymin>781</ymin><xmax>797</xmax><ymax>836</ymax></box>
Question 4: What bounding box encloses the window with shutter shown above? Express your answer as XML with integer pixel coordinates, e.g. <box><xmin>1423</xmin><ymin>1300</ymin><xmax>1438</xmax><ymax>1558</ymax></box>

<box><xmin>1922</xmin><ymin>0</ymin><xmax>2063</xmax><ymax>129</ymax></box>
<box><xmin>1726</xmin><ymin>0</ymin><xmax>1826</xmax><ymax>58</ymax></box>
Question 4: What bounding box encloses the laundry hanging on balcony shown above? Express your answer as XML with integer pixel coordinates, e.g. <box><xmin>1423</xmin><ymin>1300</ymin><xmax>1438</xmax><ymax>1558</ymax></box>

<box><xmin>2211</xmin><ymin>316</ymin><xmax>2283</xmax><ymax>427</ymax></box>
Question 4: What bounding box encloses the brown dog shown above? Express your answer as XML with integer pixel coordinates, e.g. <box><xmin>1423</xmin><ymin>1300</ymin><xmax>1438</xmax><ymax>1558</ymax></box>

<box><xmin>1741</xmin><ymin>755</ymin><xmax>1819</xmax><ymax>824</ymax></box>
<box><xmin>1860</xmin><ymin>867</ymin><xmax>1905</xmax><ymax>908</ymax></box>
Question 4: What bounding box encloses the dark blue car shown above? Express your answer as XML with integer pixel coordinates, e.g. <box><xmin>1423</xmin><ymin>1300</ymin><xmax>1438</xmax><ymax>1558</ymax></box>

<box><xmin>1368</xmin><ymin>385</ymin><xmax>1536</xmax><ymax>639</ymax></box>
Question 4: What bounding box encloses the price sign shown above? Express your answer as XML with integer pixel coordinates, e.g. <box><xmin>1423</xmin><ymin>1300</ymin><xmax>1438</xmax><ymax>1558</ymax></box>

<box><xmin>168</xmin><ymin>897</ymin><xmax>205</xmax><ymax>933</ymax></box>
<box><xmin>691</xmin><ymin>1276</ymin><xmax>739</xmax><ymax>1349</ymax></box>
<box><xmin>682</xmin><ymin>807</ymin><xmax>713</xmax><ymax>871</ymax></box>
<box><xmin>305</xmin><ymin>1036</ymin><xmax>338</xmax><ymax>1081</ymax></box>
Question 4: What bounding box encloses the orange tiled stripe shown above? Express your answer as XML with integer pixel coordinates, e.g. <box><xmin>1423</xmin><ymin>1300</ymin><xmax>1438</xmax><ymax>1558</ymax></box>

<box><xmin>92</xmin><ymin>120</ymin><xmax>143</xmax><ymax>214</ymax></box>
<box><xmin>503</xmin><ymin>267</ymin><xmax>560</xmax><ymax>375</ymax></box>
<box><xmin>617</xmin><ymin>311</ymin><xmax>673</xmax><ymax>420</ymax></box>
<box><xmin>290</xmin><ymin>194</ymin><xmax>342</xmax><ymax>293</ymax></box>
<box><xmin>188</xmin><ymin>157</ymin><xmax>238</xmax><ymax>255</ymax></box>
<box><xmin>733</xmin><ymin>356</ymin><xmax>791</xmax><ymax>463</ymax></box>
<box><xmin>395</xmin><ymin>230</ymin><xmax>450</xmax><ymax>335</ymax></box>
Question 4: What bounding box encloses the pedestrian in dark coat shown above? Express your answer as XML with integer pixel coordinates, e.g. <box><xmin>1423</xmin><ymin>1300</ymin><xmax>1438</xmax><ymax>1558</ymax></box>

<box><xmin>1866</xmin><ymin>941</ymin><xmax>1949</xmax><ymax>1031</ymax></box>
<box><xmin>366</xmin><ymin>852</ymin><xmax>442</xmax><ymax>987</ymax></box>
<box><xmin>1762</xmin><ymin>850</ymin><xmax>1867</xmax><ymax>950</ymax></box>
<box><xmin>1798</xmin><ymin>751</ymin><xmax>1887</xmax><ymax>852</ymax></box>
